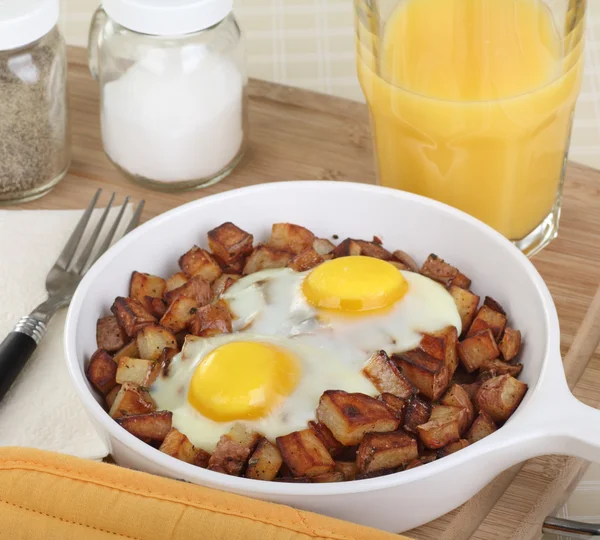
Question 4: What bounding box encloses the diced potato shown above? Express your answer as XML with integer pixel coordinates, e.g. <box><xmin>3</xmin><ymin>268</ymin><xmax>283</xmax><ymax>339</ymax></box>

<box><xmin>136</xmin><ymin>324</ymin><xmax>177</xmax><ymax>361</ymax></box>
<box><xmin>479</xmin><ymin>358</ymin><xmax>523</xmax><ymax>377</ymax></box>
<box><xmin>458</xmin><ymin>329</ymin><xmax>500</xmax><ymax>372</ymax></box>
<box><xmin>111</xmin><ymin>297</ymin><xmax>157</xmax><ymax>337</ymax></box>
<box><xmin>467</xmin><ymin>305</ymin><xmax>507</xmax><ymax>341</ymax></box>
<box><xmin>313</xmin><ymin>238</ymin><xmax>335</xmax><ymax>256</ymax></box>
<box><xmin>466</xmin><ymin>411</ymin><xmax>497</xmax><ymax>443</ymax></box>
<box><xmin>189</xmin><ymin>301</ymin><xmax>233</xmax><ymax>337</ymax></box>
<box><xmin>105</xmin><ymin>384</ymin><xmax>121</xmax><ymax>409</ymax></box>
<box><xmin>334</xmin><ymin>461</ymin><xmax>359</xmax><ymax>481</ymax></box>
<box><xmin>86</xmin><ymin>349</ymin><xmax>117</xmax><ymax>395</ymax></box>
<box><xmin>449</xmin><ymin>286</ymin><xmax>480</xmax><ymax>337</ymax></box>
<box><xmin>427</xmin><ymin>326</ymin><xmax>459</xmax><ymax>375</ymax></box>
<box><xmin>113</xmin><ymin>340</ymin><xmax>139</xmax><ymax>363</ymax></box>
<box><xmin>311</xmin><ymin>472</ymin><xmax>345</xmax><ymax>483</ymax></box>
<box><xmin>450</xmin><ymin>273</ymin><xmax>471</xmax><ymax>289</ymax></box>
<box><xmin>116</xmin><ymin>411</ymin><xmax>173</xmax><ymax>442</ymax></box>
<box><xmin>356</xmin><ymin>431</ymin><xmax>418</xmax><ymax>474</ymax></box>
<box><xmin>130</xmin><ymin>272</ymin><xmax>166</xmax><ymax>303</ymax></box>
<box><xmin>273</xmin><ymin>477</ymin><xmax>311</xmax><ymax>483</ymax></box>
<box><xmin>158</xmin><ymin>347</ymin><xmax>180</xmax><ymax>378</ymax></box>
<box><xmin>475</xmin><ymin>374</ymin><xmax>527</xmax><ymax>423</ymax></box>
<box><xmin>331</xmin><ymin>238</ymin><xmax>361</xmax><ymax>258</ymax></box>
<box><xmin>403</xmin><ymin>395</ymin><xmax>431</xmax><ymax>434</ymax></box>
<box><xmin>160</xmin><ymin>428</ymin><xmax>210</xmax><ymax>467</ymax></box>
<box><xmin>438</xmin><ymin>439</ymin><xmax>470</xmax><ymax>457</ymax></box>
<box><xmin>287</xmin><ymin>247</ymin><xmax>324</xmax><ymax>272</ymax></box>
<box><xmin>139</xmin><ymin>296</ymin><xmax>168</xmax><ymax>319</ymax></box>
<box><xmin>208</xmin><ymin>424</ymin><xmax>261</xmax><ymax>476</ymax></box>
<box><xmin>160</xmin><ymin>296</ymin><xmax>198</xmax><ymax>333</ymax></box>
<box><xmin>96</xmin><ymin>316</ymin><xmax>127</xmax><ymax>353</ymax></box>
<box><xmin>179</xmin><ymin>246</ymin><xmax>223</xmax><ymax>283</ymax></box>
<box><xmin>276</xmin><ymin>428</ymin><xmax>335</xmax><ymax>478</ymax></box>
<box><xmin>417</xmin><ymin>405</ymin><xmax>466</xmax><ymax>450</ymax></box>
<box><xmin>483</xmin><ymin>296</ymin><xmax>506</xmax><ymax>315</ymax></box>
<box><xmin>212</xmin><ymin>274</ymin><xmax>241</xmax><ymax>298</ymax></box>
<box><xmin>109</xmin><ymin>383</ymin><xmax>156</xmax><ymax>419</ymax></box>
<box><xmin>363</xmin><ymin>350</ymin><xmax>414</xmax><ymax>399</ymax></box>
<box><xmin>377</xmin><ymin>393</ymin><xmax>406</xmax><ymax>422</ymax></box>
<box><xmin>208</xmin><ymin>222</ymin><xmax>254</xmax><ymax>265</ymax></box>
<box><xmin>316</xmin><ymin>390</ymin><xmax>400</xmax><ymax>446</ymax></box>
<box><xmin>115</xmin><ymin>357</ymin><xmax>154</xmax><ymax>386</ymax></box>
<box><xmin>243</xmin><ymin>244</ymin><xmax>293</xmax><ymax>274</ymax></box>
<box><xmin>332</xmin><ymin>238</ymin><xmax>393</xmax><ymax>260</ymax></box>
<box><xmin>165</xmin><ymin>272</ymin><xmax>188</xmax><ymax>292</ymax></box>
<box><xmin>392</xmin><ymin>250</ymin><xmax>419</xmax><ymax>272</ymax></box>
<box><xmin>405</xmin><ymin>459</ymin><xmax>423</xmax><ymax>470</ymax></box>
<box><xmin>214</xmin><ymin>255</ymin><xmax>246</xmax><ymax>275</ymax></box>
<box><xmin>499</xmin><ymin>328</ymin><xmax>522</xmax><ymax>361</ymax></box>
<box><xmin>460</xmin><ymin>381</ymin><xmax>483</xmax><ymax>402</ymax></box>
<box><xmin>165</xmin><ymin>275</ymin><xmax>212</xmax><ymax>306</ymax></box>
<box><xmin>246</xmin><ymin>438</ymin><xmax>283</xmax><ymax>481</ymax></box>
<box><xmin>420</xmin><ymin>254</ymin><xmax>465</xmax><ymax>287</ymax></box>
<box><xmin>440</xmin><ymin>384</ymin><xmax>475</xmax><ymax>433</ymax></box>
<box><xmin>269</xmin><ymin>223</ymin><xmax>315</xmax><ymax>255</ymax></box>
<box><xmin>308</xmin><ymin>421</ymin><xmax>344</xmax><ymax>457</ymax></box>
<box><xmin>395</xmin><ymin>349</ymin><xmax>449</xmax><ymax>401</ymax></box>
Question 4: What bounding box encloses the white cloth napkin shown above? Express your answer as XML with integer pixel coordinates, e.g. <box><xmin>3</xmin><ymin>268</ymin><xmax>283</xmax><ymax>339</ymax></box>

<box><xmin>0</xmin><ymin>206</ymin><xmax>132</xmax><ymax>460</ymax></box>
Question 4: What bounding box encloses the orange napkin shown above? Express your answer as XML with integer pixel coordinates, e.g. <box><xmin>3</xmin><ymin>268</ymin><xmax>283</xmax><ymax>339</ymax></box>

<box><xmin>0</xmin><ymin>447</ymin><xmax>412</xmax><ymax>540</ymax></box>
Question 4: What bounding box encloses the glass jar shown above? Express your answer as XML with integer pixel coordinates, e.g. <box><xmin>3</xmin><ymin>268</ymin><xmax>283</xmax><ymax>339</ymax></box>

<box><xmin>0</xmin><ymin>0</ymin><xmax>71</xmax><ymax>205</ymax></box>
<box><xmin>88</xmin><ymin>0</ymin><xmax>247</xmax><ymax>192</ymax></box>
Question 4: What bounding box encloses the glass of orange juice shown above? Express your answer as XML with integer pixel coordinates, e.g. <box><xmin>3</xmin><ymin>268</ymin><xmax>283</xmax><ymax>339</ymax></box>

<box><xmin>356</xmin><ymin>0</ymin><xmax>585</xmax><ymax>256</ymax></box>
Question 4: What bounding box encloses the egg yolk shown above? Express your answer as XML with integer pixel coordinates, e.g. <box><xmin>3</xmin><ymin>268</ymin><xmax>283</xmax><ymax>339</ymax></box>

<box><xmin>303</xmin><ymin>256</ymin><xmax>408</xmax><ymax>313</ymax></box>
<box><xmin>188</xmin><ymin>341</ymin><xmax>300</xmax><ymax>422</ymax></box>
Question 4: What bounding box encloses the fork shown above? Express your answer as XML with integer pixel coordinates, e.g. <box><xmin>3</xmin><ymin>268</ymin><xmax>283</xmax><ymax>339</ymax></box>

<box><xmin>0</xmin><ymin>189</ymin><xmax>144</xmax><ymax>402</ymax></box>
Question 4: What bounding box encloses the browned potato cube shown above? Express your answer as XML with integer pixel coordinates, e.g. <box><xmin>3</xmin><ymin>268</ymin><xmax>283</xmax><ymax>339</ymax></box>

<box><xmin>417</xmin><ymin>405</ymin><xmax>466</xmax><ymax>449</ymax></box>
<box><xmin>392</xmin><ymin>250</ymin><xmax>419</xmax><ymax>272</ymax></box>
<box><xmin>363</xmin><ymin>350</ymin><xmax>414</xmax><ymax>399</ymax></box>
<box><xmin>475</xmin><ymin>374</ymin><xmax>527</xmax><ymax>423</ymax></box>
<box><xmin>420</xmin><ymin>254</ymin><xmax>464</xmax><ymax>287</ymax></box>
<box><xmin>467</xmin><ymin>305</ymin><xmax>507</xmax><ymax>341</ymax></box>
<box><xmin>208</xmin><ymin>424</ymin><xmax>261</xmax><ymax>476</ymax></box>
<box><xmin>499</xmin><ymin>328</ymin><xmax>522</xmax><ymax>361</ymax></box>
<box><xmin>113</xmin><ymin>340</ymin><xmax>139</xmax><ymax>363</ymax></box>
<box><xmin>483</xmin><ymin>296</ymin><xmax>506</xmax><ymax>315</ymax></box>
<box><xmin>96</xmin><ymin>316</ymin><xmax>127</xmax><ymax>353</ymax></box>
<box><xmin>287</xmin><ymin>247</ymin><xmax>324</xmax><ymax>272</ymax></box>
<box><xmin>160</xmin><ymin>428</ymin><xmax>210</xmax><ymax>466</ymax></box>
<box><xmin>377</xmin><ymin>393</ymin><xmax>406</xmax><ymax>422</ymax></box>
<box><xmin>212</xmin><ymin>274</ymin><xmax>240</xmax><ymax>298</ymax></box>
<box><xmin>311</xmin><ymin>472</ymin><xmax>346</xmax><ymax>483</ymax></box>
<box><xmin>450</xmin><ymin>273</ymin><xmax>471</xmax><ymax>289</ymax></box>
<box><xmin>395</xmin><ymin>349</ymin><xmax>449</xmax><ymax>401</ymax></box>
<box><xmin>130</xmin><ymin>272</ymin><xmax>166</xmax><ymax>304</ymax></box>
<box><xmin>316</xmin><ymin>390</ymin><xmax>400</xmax><ymax>446</ymax></box>
<box><xmin>243</xmin><ymin>244</ymin><xmax>293</xmax><ymax>274</ymax></box>
<box><xmin>189</xmin><ymin>301</ymin><xmax>233</xmax><ymax>337</ymax></box>
<box><xmin>460</xmin><ymin>381</ymin><xmax>483</xmax><ymax>402</ymax></box>
<box><xmin>331</xmin><ymin>238</ymin><xmax>393</xmax><ymax>260</ymax></box>
<box><xmin>208</xmin><ymin>222</ymin><xmax>254</xmax><ymax>265</ymax></box>
<box><xmin>429</xmin><ymin>326</ymin><xmax>459</xmax><ymax>375</ymax></box>
<box><xmin>405</xmin><ymin>459</ymin><xmax>423</xmax><ymax>470</ymax></box>
<box><xmin>441</xmin><ymin>384</ymin><xmax>474</xmax><ymax>433</ymax></box>
<box><xmin>334</xmin><ymin>461</ymin><xmax>359</xmax><ymax>481</ymax></box>
<box><xmin>179</xmin><ymin>246</ymin><xmax>223</xmax><ymax>283</ymax></box>
<box><xmin>109</xmin><ymin>383</ymin><xmax>156</xmax><ymax>419</ymax></box>
<box><xmin>165</xmin><ymin>272</ymin><xmax>188</xmax><ymax>292</ymax></box>
<box><xmin>313</xmin><ymin>238</ymin><xmax>335</xmax><ymax>256</ymax></box>
<box><xmin>466</xmin><ymin>411</ymin><xmax>497</xmax><ymax>443</ymax></box>
<box><xmin>245</xmin><ymin>438</ymin><xmax>283</xmax><ymax>481</ymax></box>
<box><xmin>136</xmin><ymin>324</ymin><xmax>177</xmax><ymax>361</ymax></box>
<box><xmin>449</xmin><ymin>286</ymin><xmax>480</xmax><ymax>337</ymax></box>
<box><xmin>269</xmin><ymin>223</ymin><xmax>315</xmax><ymax>255</ymax></box>
<box><xmin>138</xmin><ymin>296</ymin><xmax>168</xmax><ymax>319</ymax></box>
<box><xmin>111</xmin><ymin>297</ymin><xmax>157</xmax><ymax>337</ymax></box>
<box><xmin>158</xmin><ymin>346</ymin><xmax>180</xmax><ymax>378</ymax></box>
<box><xmin>105</xmin><ymin>384</ymin><xmax>121</xmax><ymax>409</ymax></box>
<box><xmin>160</xmin><ymin>296</ymin><xmax>198</xmax><ymax>333</ymax></box>
<box><xmin>458</xmin><ymin>329</ymin><xmax>500</xmax><ymax>372</ymax></box>
<box><xmin>357</xmin><ymin>431</ymin><xmax>418</xmax><ymax>474</ymax></box>
<box><xmin>115</xmin><ymin>357</ymin><xmax>154</xmax><ymax>386</ymax></box>
<box><xmin>403</xmin><ymin>395</ymin><xmax>431</xmax><ymax>434</ymax></box>
<box><xmin>479</xmin><ymin>358</ymin><xmax>523</xmax><ymax>377</ymax></box>
<box><xmin>276</xmin><ymin>428</ymin><xmax>335</xmax><ymax>477</ymax></box>
<box><xmin>438</xmin><ymin>439</ymin><xmax>470</xmax><ymax>457</ymax></box>
<box><xmin>86</xmin><ymin>349</ymin><xmax>117</xmax><ymax>395</ymax></box>
<box><xmin>165</xmin><ymin>275</ymin><xmax>212</xmax><ymax>306</ymax></box>
<box><xmin>308</xmin><ymin>421</ymin><xmax>344</xmax><ymax>457</ymax></box>
<box><xmin>331</xmin><ymin>238</ymin><xmax>362</xmax><ymax>258</ymax></box>
<box><xmin>116</xmin><ymin>411</ymin><xmax>172</xmax><ymax>442</ymax></box>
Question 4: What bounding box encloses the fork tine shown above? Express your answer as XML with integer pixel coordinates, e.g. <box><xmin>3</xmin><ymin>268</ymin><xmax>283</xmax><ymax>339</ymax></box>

<box><xmin>123</xmin><ymin>199</ymin><xmax>145</xmax><ymax>236</ymax></box>
<box><xmin>70</xmin><ymin>192</ymin><xmax>116</xmax><ymax>275</ymax></box>
<box><xmin>54</xmin><ymin>189</ymin><xmax>101</xmax><ymax>270</ymax></box>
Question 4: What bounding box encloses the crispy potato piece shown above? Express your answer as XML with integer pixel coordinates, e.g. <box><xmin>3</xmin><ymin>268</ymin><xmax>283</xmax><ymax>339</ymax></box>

<box><xmin>113</xmin><ymin>340</ymin><xmax>139</xmax><ymax>363</ymax></box>
<box><xmin>105</xmin><ymin>384</ymin><xmax>121</xmax><ymax>409</ymax></box>
<box><xmin>334</xmin><ymin>461</ymin><xmax>359</xmax><ymax>481</ymax></box>
<box><xmin>377</xmin><ymin>393</ymin><xmax>406</xmax><ymax>422</ymax></box>
<box><xmin>420</xmin><ymin>254</ymin><xmax>463</xmax><ymax>287</ymax></box>
<box><xmin>160</xmin><ymin>428</ymin><xmax>210</xmax><ymax>466</ymax></box>
<box><xmin>467</xmin><ymin>305</ymin><xmax>507</xmax><ymax>341</ymax></box>
<box><xmin>116</xmin><ymin>411</ymin><xmax>172</xmax><ymax>442</ymax></box>
<box><xmin>189</xmin><ymin>301</ymin><xmax>233</xmax><ymax>337</ymax></box>
<box><xmin>395</xmin><ymin>349</ymin><xmax>449</xmax><ymax>401</ymax></box>
<box><xmin>115</xmin><ymin>357</ymin><xmax>154</xmax><ymax>386</ymax></box>
<box><xmin>403</xmin><ymin>395</ymin><xmax>431</xmax><ymax>434</ymax></box>
<box><xmin>111</xmin><ymin>297</ymin><xmax>157</xmax><ymax>338</ymax></box>
<box><xmin>136</xmin><ymin>324</ymin><xmax>177</xmax><ymax>361</ymax></box>
<box><xmin>269</xmin><ymin>223</ymin><xmax>315</xmax><ymax>255</ymax></box>
<box><xmin>316</xmin><ymin>390</ymin><xmax>400</xmax><ymax>446</ymax></box>
<box><xmin>458</xmin><ymin>329</ymin><xmax>500</xmax><ymax>373</ymax></box>
<box><xmin>440</xmin><ymin>384</ymin><xmax>475</xmax><ymax>433</ymax></box>
<box><xmin>208</xmin><ymin>424</ymin><xmax>261</xmax><ymax>476</ymax></box>
<box><xmin>313</xmin><ymin>238</ymin><xmax>335</xmax><ymax>256</ymax></box>
<box><xmin>331</xmin><ymin>238</ymin><xmax>393</xmax><ymax>260</ymax></box>
<box><xmin>130</xmin><ymin>272</ymin><xmax>166</xmax><ymax>304</ymax></box>
<box><xmin>165</xmin><ymin>272</ymin><xmax>188</xmax><ymax>292</ymax></box>
<box><xmin>460</xmin><ymin>381</ymin><xmax>483</xmax><ymax>402</ymax></box>
<box><xmin>311</xmin><ymin>472</ymin><xmax>346</xmax><ymax>483</ymax></box>
<box><xmin>331</xmin><ymin>238</ymin><xmax>361</xmax><ymax>258</ymax></box>
<box><xmin>276</xmin><ymin>428</ymin><xmax>335</xmax><ymax>478</ymax></box>
<box><xmin>308</xmin><ymin>421</ymin><xmax>344</xmax><ymax>457</ymax></box>
<box><xmin>246</xmin><ymin>438</ymin><xmax>283</xmax><ymax>481</ymax></box>
<box><xmin>214</xmin><ymin>255</ymin><xmax>246</xmax><ymax>275</ymax></box>
<box><xmin>243</xmin><ymin>244</ymin><xmax>293</xmax><ymax>274</ymax></box>
<box><xmin>139</xmin><ymin>296</ymin><xmax>168</xmax><ymax>319</ymax></box>
<box><xmin>86</xmin><ymin>349</ymin><xmax>117</xmax><ymax>395</ymax></box>
<box><xmin>208</xmin><ymin>222</ymin><xmax>254</xmax><ymax>265</ymax></box>
<box><xmin>288</xmin><ymin>247</ymin><xmax>324</xmax><ymax>272</ymax></box>
<box><xmin>438</xmin><ymin>439</ymin><xmax>470</xmax><ymax>457</ymax></box>
<box><xmin>109</xmin><ymin>383</ymin><xmax>156</xmax><ymax>419</ymax></box>
<box><xmin>160</xmin><ymin>297</ymin><xmax>198</xmax><ymax>333</ymax></box>
<box><xmin>363</xmin><ymin>350</ymin><xmax>414</xmax><ymax>399</ymax></box>
<box><xmin>274</xmin><ymin>476</ymin><xmax>312</xmax><ymax>483</ymax></box>
<box><xmin>429</xmin><ymin>326</ymin><xmax>459</xmax><ymax>375</ymax></box>
<box><xmin>479</xmin><ymin>358</ymin><xmax>523</xmax><ymax>377</ymax></box>
<box><xmin>449</xmin><ymin>286</ymin><xmax>480</xmax><ymax>337</ymax></box>
<box><xmin>392</xmin><ymin>250</ymin><xmax>419</xmax><ymax>272</ymax></box>
<box><xmin>212</xmin><ymin>274</ymin><xmax>241</xmax><ymax>298</ymax></box>
<box><xmin>483</xmin><ymin>296</ymin><xmax>506</xmax><ymax>315</ymax></box>
<box><xmin>417</xmin><ymin>405</ymin><xmax>467</xmax><ymax>449</ymax></box>
<box><xmin>405</xmin><ymin>459</ymin><xmax>423</xmax><ymax>470</ymax></box>
<box><xmin>450</xmin><ymin>273</ymin><xmax>472</xmax><ymax>289</ymax></box>
<box><xmin>96</xmin><ymin>316</ymin><xmax>127</xmax><ymax>353</ymax></box>
<box><xmin>165</xmin><ymin>275</ymin><xmax>212</xmax><ymax>306</ymax></box>
<box><xmin>499</xmin><ymin>328</ymin><xmax>522</xmax><ymax>361</ymax></box>
<box><xmin>466</xmin><ymin>411</ymin><xmax>497</xmax><ymax>443</ymax></box>
<box><xmin>179</xmin><ymin>246</ymin><xmax>223</xmax><ymax>283</ymax></box>
<box><xmin>357</xmin><ymin>431</ymin><xmax>418</xmax><ymax>474</ymax></box>
<box><xmin>159</xmin><ymin>347</ymin><xmax>180</xmax><ymax>378</ymax></box>
<box><xmin>475</xmin><ymin>374</ymin><xmax>527</xmax><ymax>423</ymax></box>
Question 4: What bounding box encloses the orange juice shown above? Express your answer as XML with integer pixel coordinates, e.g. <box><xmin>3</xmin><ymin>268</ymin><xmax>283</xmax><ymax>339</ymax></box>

<box><xmin>357</xmin><ymin>0</ymin><xmax>584</xmax><ymax>240</ymax></box>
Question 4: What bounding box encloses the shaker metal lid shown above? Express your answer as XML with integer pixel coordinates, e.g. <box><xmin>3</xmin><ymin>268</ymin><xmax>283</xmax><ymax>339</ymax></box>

<box><xmin>0</xmin><ymin>0</ymin><xmax>60</xmax><ymax>50</ymax></box>
<box><xmin>103</xmin><ymin>0</ymin><xmax>234</xmax><ymax>36</ymax></box>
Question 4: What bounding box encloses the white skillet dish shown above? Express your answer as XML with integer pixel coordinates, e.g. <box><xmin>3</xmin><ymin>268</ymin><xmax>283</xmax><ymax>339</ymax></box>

<box><xmin>64</xmin><ymin>181</ymin><xmax>600</xmax><ymax>533</ymax></box>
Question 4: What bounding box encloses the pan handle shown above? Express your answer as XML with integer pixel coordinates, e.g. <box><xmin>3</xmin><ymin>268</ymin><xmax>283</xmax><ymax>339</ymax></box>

<box><xmin>543</xmin><ymin>517</ymin><xmax>600</xmax><ymax>539</ymax></box>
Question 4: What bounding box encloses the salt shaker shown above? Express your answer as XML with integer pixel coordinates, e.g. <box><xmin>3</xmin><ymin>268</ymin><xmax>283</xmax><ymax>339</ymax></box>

<box><xmin>88</xmin><ymin>0</ymin><xmax>247</xmax><ymax>191</ymax></box>
<box><xmin>0</xmin><ymin>0</ymin><xmax>71</xmax><ymax>204</ymax></box>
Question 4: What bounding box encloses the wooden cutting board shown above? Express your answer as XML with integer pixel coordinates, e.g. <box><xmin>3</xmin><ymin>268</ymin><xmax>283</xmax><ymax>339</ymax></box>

<box><xmin>22</xmin><ymin>47</ymin><xmax>600</xmax><ymax>539</ymax></box>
